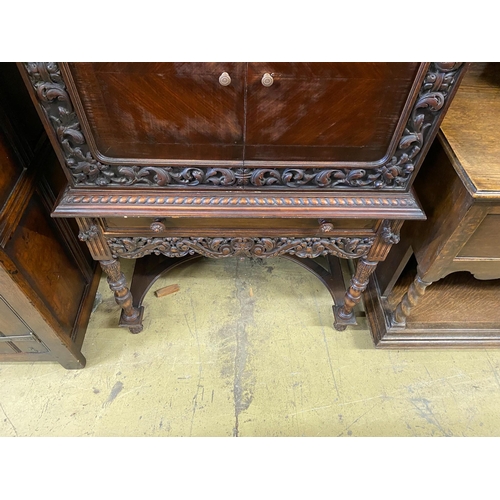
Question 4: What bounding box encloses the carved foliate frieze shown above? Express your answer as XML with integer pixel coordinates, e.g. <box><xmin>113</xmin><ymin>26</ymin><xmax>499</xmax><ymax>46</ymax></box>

<box><xmin>106</xmin><ymin>236</ymin><xmax>375</xmax><ymax>260</ymax></box>
<box><xmin>24</xmin><ymin>62</ymin><xmax>464</xmax><ymax>190</ymax></box>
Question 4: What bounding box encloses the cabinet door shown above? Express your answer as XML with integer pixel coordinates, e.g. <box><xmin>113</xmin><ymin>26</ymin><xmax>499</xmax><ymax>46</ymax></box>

<box><xmin>244</xmin><ymin>63</ymin><xmax>421</xmax><ymax>163</ymax></box>
<box><xmin>67</xmin><ymin>63</ymin><xmax>246</xmax><ymax>162</ymax></box>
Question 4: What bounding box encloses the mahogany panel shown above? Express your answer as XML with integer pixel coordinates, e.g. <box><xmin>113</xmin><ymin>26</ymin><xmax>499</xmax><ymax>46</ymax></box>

<box><xmin>67</xmin><ymin>62</ymin><xmax>246</xmax><ymax>162</ymax></box>
<box><xmin>245</xmin><ymin>62</ymin><xmax>421</xmax><ymax>162</ymax></box>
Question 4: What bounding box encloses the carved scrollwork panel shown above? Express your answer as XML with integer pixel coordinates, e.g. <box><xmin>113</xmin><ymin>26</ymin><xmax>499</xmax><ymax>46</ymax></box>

<box><xmin>24</xmin><ymin>62</ymin><xmax>464</xmax><ymax>190</ymax></box>
<box><xmin>106</xmin><ymin>236</ymin><xmax>376</xmax><ymax>260</ymax></box>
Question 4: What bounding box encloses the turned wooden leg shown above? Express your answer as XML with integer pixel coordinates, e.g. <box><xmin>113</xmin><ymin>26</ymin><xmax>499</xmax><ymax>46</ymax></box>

<box><xmin>100</xmin><ymin>259</ymin><xmax>144</xmax><ymax>333</ymax></box>
<box><xmin>390</xmin><ymin>271</ymin><xmax>432</xmax><ymax>327</ymax></box>
<box><xmin>334</xmin><ymin>258</ymin><xmax>378</xmax><ymax>331</ymax></box>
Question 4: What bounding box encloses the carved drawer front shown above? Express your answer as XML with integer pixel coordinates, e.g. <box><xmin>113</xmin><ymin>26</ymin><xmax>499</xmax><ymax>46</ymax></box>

<box><xmin>0</xmin><ymin>295</ymin><xmax>48</xmax><ymax>354</ymax></box>
<box><xmin>102</xmin><ymin>217</ymin><xmax>379</xmax><ymax>237</ymax></box>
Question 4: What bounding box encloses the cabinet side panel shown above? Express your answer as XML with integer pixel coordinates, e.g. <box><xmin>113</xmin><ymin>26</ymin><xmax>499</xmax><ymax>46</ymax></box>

<box><xmin>5</xmin><ymin>192</ymin><xmax>88</xmax><ymax>338</ymax></box>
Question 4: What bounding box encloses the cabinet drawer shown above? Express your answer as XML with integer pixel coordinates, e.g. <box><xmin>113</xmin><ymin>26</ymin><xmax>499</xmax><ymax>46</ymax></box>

<box><xmin>457</xmin><ymin>215</ymin><xmax>500</xmax><ymax>259</ymax></box>
<box><xmin>102</xmin><ymin>217</ymin><xmax>379</xmax><ymax>237</ymax></box>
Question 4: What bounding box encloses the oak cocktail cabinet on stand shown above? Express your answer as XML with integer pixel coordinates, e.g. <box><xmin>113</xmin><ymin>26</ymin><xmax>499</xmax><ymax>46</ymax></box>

<box><xmin>18</xmin><ymin>63</ymin><xmax>467</xmax><ymax>335</ymax></box>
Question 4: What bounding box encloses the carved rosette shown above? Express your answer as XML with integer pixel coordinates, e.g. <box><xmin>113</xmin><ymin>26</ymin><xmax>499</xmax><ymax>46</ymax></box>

<box><xmin>106</xmin><ymin>236</ymin><xmax>375</xmax><ymax>260</ymax></box>
<box><xmin>24</xmin><ymin>62</ymin><xmax>464</xmax><ymax>190</ymax></box>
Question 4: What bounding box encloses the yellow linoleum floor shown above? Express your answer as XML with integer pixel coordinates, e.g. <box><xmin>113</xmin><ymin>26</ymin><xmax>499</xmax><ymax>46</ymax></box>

<box><xmin>1</xmin><ymin>257</ymin><xmax>500</xmax><ymax>437</ymax></box>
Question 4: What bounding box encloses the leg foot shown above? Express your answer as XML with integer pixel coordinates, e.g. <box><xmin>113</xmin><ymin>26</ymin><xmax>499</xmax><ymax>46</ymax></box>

<box><xmin>119</xmin><ymin>305</ymin><xmax>144</xmax><ymax>333</ymax></box>
<box><xmin>336</xmin><ymin>258</ymin><xmax>379</xmax><ymax>328</ymax></box>
<box><xmin>100</xmin><ymin>259</ymin><xmax>143</xmax><ymax>332</ymax></box>
<box><xmin>333</xmin><ymin>305</ymin><xmax>357</xmax><ymax>331</ymax></box>
<box><xmin>333</xmin><ymin>322</ymin><xmax>347</xmax><ymax>332</ymax></box>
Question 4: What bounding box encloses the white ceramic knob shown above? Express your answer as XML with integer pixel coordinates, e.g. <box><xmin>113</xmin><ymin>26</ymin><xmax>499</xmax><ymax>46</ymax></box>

<box><xmin>219</xmin><ymin>72</ymin><xmax>231</xmax><ymax>86</ymax></box>
<box><xmin>261</xmin><ymin>73</ymin><xmax>274</xmax><ymax>87</ymax></box>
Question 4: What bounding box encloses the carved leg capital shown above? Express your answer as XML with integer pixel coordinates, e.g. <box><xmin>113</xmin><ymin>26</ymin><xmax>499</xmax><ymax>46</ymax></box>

<box><xmin>100</xmin><ymin>259</ymin><xmax>144</xmax><ymax>333</ymax></box>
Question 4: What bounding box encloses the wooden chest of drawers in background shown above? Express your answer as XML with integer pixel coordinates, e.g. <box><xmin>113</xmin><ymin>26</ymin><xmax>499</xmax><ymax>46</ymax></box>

<box><xmin>0</xmin><ymin>63</ymin><xmax>100</xmax><ymax>369</ymax></box>
<box><xmin>364</xmin><ymin>62</ymin><xmax>500</xmax><ymax>347</ymax></box>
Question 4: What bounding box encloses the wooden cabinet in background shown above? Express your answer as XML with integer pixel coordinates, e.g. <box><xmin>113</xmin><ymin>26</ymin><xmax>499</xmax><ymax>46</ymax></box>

<box><xmin>0</xmin><ymin>63</ymin><xmax>100</xmax><ymax>369</ymax></box>
<box><xmin>364</xmin><ymin>63</ymin><xmax>500</xmax><ymax>347</ymax></box>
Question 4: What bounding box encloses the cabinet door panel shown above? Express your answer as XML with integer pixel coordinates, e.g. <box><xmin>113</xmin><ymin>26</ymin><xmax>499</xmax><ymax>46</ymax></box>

<box><xmin>245</xmin><ymin>62</ymin><xmax>421</xmax><ymax>162</ymax></box>
<box><xmin>67</xmin><ymin>63</ymin><xmax>246</xmax><ymax>162</ymax></box>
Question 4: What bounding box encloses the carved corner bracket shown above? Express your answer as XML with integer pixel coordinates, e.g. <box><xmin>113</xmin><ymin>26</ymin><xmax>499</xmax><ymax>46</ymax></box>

<box><xmin>23</xmin><ymin>62</ymin><xmax>465</xmax><ymax>191</ymax></box>
<box><xmin>78</xmin><ymin>224</ymin><xmax>99</xmax><ymax>242</ymax></box>
<box><xmin>381</xmin><ymin>220</ymin><xmax>401</xmax><ymax>245</ymax></box>
<box><xmin>106</xmin><ymin>236</ymin><xmax>376</xmax><ymax>260</ymax></box>
<box><xmin>75</xmin><ymin>218</ymin><xmax>112</xmax><ymax>260</ymax></box>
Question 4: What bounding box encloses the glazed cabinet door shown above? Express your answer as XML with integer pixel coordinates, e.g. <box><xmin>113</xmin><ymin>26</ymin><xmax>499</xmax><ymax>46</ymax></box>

<box><xmin>66</xmin><ymin>63</ymin><xmax>246</xmax><ymax>162</ymax></box>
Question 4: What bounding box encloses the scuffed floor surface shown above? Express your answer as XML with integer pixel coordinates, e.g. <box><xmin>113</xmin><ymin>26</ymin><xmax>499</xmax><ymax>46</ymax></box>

<box><xmin>2</xmin><ymin>257</ymin><xmax>500</xmax><ymax>437</ymax></box>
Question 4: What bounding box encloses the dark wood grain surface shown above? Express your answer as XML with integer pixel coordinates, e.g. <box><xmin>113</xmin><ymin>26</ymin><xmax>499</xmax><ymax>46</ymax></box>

<box><xmin>245</xmin><ymin>62</ymin><xmax>420</xmax><ymax>162</ymax></box>
<box><xmin>68</xmin><ymin>62</ymin><xmax>246</xmax><ymax>161</ymax></box>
